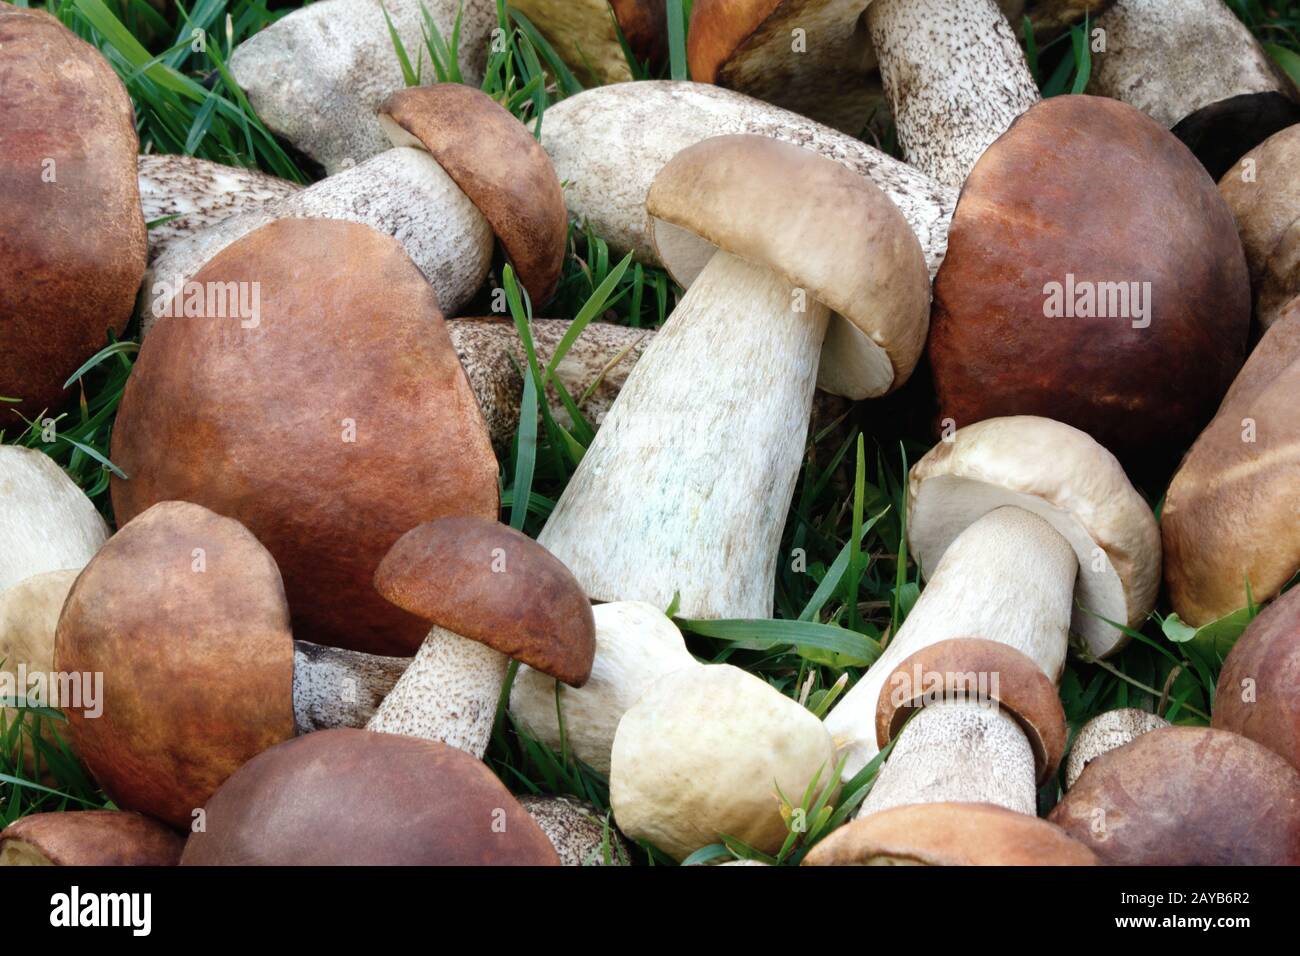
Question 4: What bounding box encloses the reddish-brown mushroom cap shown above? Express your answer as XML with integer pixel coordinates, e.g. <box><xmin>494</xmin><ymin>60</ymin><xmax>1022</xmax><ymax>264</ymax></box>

<box><xmin>54</xmin><ymin>501</ymin><xmax>296</xmax><ymax>828</ymax></box>
<box><xmin>110</xmin><ymin>218</ymin><xmax>499</xmax><ymax>656</ymax></box>
<box><xmin>1213</xmin><ymin>588</ymin><xmax>1300</xmax><ymax>772</ymax></box>
<box><xmin>376</xmin><ymin>516</ymin><xmax>595</xmax><ymax>686</ymax></box>
<box><xmin>181</xmin><ymin>728</ymin><xmax>560</xmax><ymax>865</ymax></box>
<box><xmin>378</xmin><ymin>85</ymin><xmax>567</xmax><ymax>305</ymax></box>
<box><xmin>929</xmin><ymin>94</ymin><xmax>1250</xmax><ymax>467</ymax></box>
<box><xmin>0</xmin><ymin>7</ymin><xmax>146</xmax><ymax>422</ymax></box>
<box><xmin>1</xmin><ymin>811</ymin><xmax>183</xmax><ymax>867</ymax></box>
<box><xmin>1049</xmin><ymin>725</ymin><xmax>1300</xmax><ymax>864</ymax></box>
<box><xmin>803</xmin><ymin>802</ymin><xmax>1099</xmax><ymax>866</ymax></box>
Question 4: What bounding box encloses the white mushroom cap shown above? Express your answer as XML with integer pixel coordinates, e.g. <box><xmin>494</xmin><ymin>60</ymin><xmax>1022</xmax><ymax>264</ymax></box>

<box><xmin>510</xmin><ymin>601</ymin><xmax>696</xmax><ymax>776</ymax></box>
<box><xmin>907</xmin><ymin>416</ymin><xmax>1160</xmax><ymax>657</ymax></box>
<box><xmin>610</xmin><ymin>663</ymin><xmax>836</xmax><ymax>861</ymax></box>
<box><xmin>518</xmin><ymin>794</ymin><xmax>632</xmax><ymax>866</ymax></box>
<box><xmin>0</xmin><ymin>447</ymin><xmax>107</xmax><ymax>593</ymax></box>
<box><xmin>1064</xmin><ymin>708</ymin><xmax>1169</xmax><ymax>790</ymax></box>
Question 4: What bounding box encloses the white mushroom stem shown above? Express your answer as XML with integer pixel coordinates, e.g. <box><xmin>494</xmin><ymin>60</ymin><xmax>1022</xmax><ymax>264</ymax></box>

<box><xmin>1064</xmin><ymin>708</ymin><xmax>1169</xmax><ymax>789</ymax></box>
<box><xmin>826</xmin><ymin>506</ymin><xmax>1076</xmax><ymax>783</ymax></box>
<box><xmin>290</xmin><ymin>640</ymin><xmax>408</xmax><ymax>733</ymax></box>
<box><xmin>365</xmin><ymin>625</ymin><xmax>508</xmax><ymax>758</ymax></box>
<box><xmin>538</xmin><ymin>250</ymin><xmax>829</xmax><ymax>618</ymax></box>
<box><xmin>867</xmin><ymin>0</ymin><xmax>1041</xmax><ymax>188</ymax></box>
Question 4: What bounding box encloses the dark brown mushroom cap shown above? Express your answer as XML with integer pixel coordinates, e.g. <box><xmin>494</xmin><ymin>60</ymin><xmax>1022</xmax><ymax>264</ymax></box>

<box><xmin>1</xmin><ymin>811</ymin><xmax>183</xmax><ymax>867</ymax></box>
<box><xmin>1213</xmin><ymin>588</ymin><xmax>1300</xmax><ymax>772</ymax></box>
<box><xmin>376</xmin><ymin>517</ymin><xmax>595</xmax><ymax>686</ymax></box>
<box><xmin>929</xmin><ymin>94</ymin><xmax>1250</xmax><ymax>467</ymax></box>
<box><xmin>181</xmin><ymin>728</ymin><xmax>560</xmax><ymax>865</ymax></box>
<box><xmin>0</xmin><ymin>6</ymin><xmax>146</xmax><ymax>422</ymax></box>
<box><xmin>54</xmin><ymin>501</ymin><xmax>296</xmax><ymax>829</ymax></box>
<box><xmin>378</xmin><ymin>85</ymin><xmax>567</xmax><ymax>305</ymax></box>
<box><xmin>1049</xmin><ymin>725</ymin><xmax>1300</xmax><ymax>864</ymax></box>
<box><xmin>109</xmin><ymin>218</ymin><xmax>499</xmax><ymax>657</ymax></box>
<box><xmin>875</xmin><ymin>639</ymin><xmax>1067</xmax><ymax>785</ymax></box>
<box><xmin>610</xmin><ymin>0</ymin><xmax>669</xmax><ymax>66</ymax></box>
<box><xmin>803</xmin><ymin>802</ymin><xmax>1099</xmax><ymax>866</ymax></box>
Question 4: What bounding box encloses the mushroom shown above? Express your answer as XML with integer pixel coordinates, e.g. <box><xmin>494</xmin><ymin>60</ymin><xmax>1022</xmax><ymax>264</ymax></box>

<box><xmin>802</xmin><ymin>802</ymin><xmax>1099</xmax><ymax>866</ymax></box>
<box><xmin>136</xmin><ymin>153</ymin><xmax>299</xmax><ymax>265</ymax></box>
<box><xmin>1161</xmin><ymin>306</ymin><xmax>1299</xmax><ymax>624</ymax></box>
<box><xmin>181</xmin><ymin>728</ymin><xmax>560</xmax><ymax>865</ymax></box>
<box><xmin>111</xmin><ymin>218</ymin><xmax>500</xmax><ymax>657</ymax></box>
<box><xmin>610</xmin><ymin>663</ymin><xmax>837</xmax><ymax>861</ymax></box>
<box><xmin>1213</xmin><ymin>586</ymin><xmax>1300</xmax><ymax>772</ymax></box>
<box><xmin>0</xmin><ymin>7</ymin><xmax>146</xmax><ymax>422</ymax></box>
<box><xmin>228</xmin><ymin>0</ymin><xmax>498</xmax><ymax>174</ymax></box>
<box><xmin>140</xmin><ymin>84</ymin><xmax>566</xmax><ymax>336</ymax></box>
<box><xmin>1088</xmin><ymin>0</ymin><xmax>1300</xmax><ymax>179</ymax></box>
<box><xmin>518</xmin><ymin>794</ymin><xmax>633</xmax><ymax>866</ymax></box>
<box><xmin>55</xmin><ymin>501</ymin><xmax>407</xmax><ymax>829</ymax></box>
<box><xmin>367</xmin><ymin>516</ymin><xmax>595</xmax><ymax>758</ymax></box>
<box><xmin>1049</xmin><ymin>725</ymin><xmax>1300</xmax><ymax>864</ymax></box>
<box><xmin>1219</xmin><ymin>126</ymin><xmax>1300</xmax><ymax>330</ymax></box>
<box><xmin>0</xmin><ymin>446</ymin><xmax>108</xmax><ymax>594</ymax></box>
<box><xmin>509</xmin><ymin>0</ymin><xmax>667</xmax><ymax>84</ymax></box>
<box><xmin>538</xmin><ymin>135</ymin><xmax>930</xmax><ymax>618</ymax></box>
<box><xmin>449</xmin><ymin>318</ymin><xmax>653</xmax><ymax>449</ymax></box>
<box><xmin>929</xmin><ymin>95</ymin><xmax>1251</xmax><ymax>467</ymax></box>
<box><xmin>0</xmin><ymin>812</ymin><xmax>183</xmax><ymax>867</ymax></box>
<box><xmin>509</xmin><ymin>600</ymin><xmax>697</xmax><ymax>775</ymax></box>
<box><xmin>535</xmin><ymin>80</ymin><xmax>957</xmax><ymax>277</ymax></box>
<box><xmin>1064</xmin><ymin>708</ymin><xmax>1169</xmax><ymax>790</ymax></box>
<box><xmin>823</xmin><ymin>416</ymin><xmax>1161</xmax><ymax>786</ymax></box>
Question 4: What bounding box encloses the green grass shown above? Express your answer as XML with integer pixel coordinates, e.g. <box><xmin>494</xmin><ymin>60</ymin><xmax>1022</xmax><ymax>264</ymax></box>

<box><xmin>2</xmin><ymin>0</ymin><xmax>1297</xmax><ymax>861</ymax></box>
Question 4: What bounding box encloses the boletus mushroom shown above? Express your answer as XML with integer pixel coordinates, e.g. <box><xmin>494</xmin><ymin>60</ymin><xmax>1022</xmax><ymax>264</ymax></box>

<box><xmin>824</xmin><ymin>416</ymin><xmax>1160</xmax><ymax>788</ymax></box>
<box><xmin>228</xmin><ymin>0</ymin><xmax>498</xmax><ymax>174</ymax></box>
<box><xmin>1050</xmin><ymin>725</ymin><xmax>1300</xmax><ymax>864</ymax></box>
<box><xmin>55</xmin><ymin>501</ymin><xmax>407</xmax><ymax>828</ymax></box>
<box><xmin>1</xmin><ymin>811</ymin><xmax>183</xmax><ymax>867</ymax></box>
<box><xmin>367</xmin><ymin>516</ymin><xmax>595</xmax><ymax>758</ymax></box>
<box><xmin>0</xmin><ymin>7</ymin><xmax>146</xmax><ymax>423</ymax></box>
<box><xmin>519</xmin><ymin>794</ymin><xmax>633</xmax><ymax>866</ymax></box>
<box><xmin>1064</xmin><ymin>708</ymin><xmax>1169</xmax><ymax>790</ymax></box>
<box><xmin>539</xmin><ymin>134</ymin><xmax>930</xmax><ymax>618</ymax></box>
<box><xmin>111</xmin><ymin>218</ymin><xmax>500</xmax><ymax>657</ymax></box>
<box><xmin>509</xmin><ymin>0</ymin><xmax>667</xmax><ymax>85</ymax></box>
<box><xmin>181</xmin><ymin>728</ymin><xmax>560</xmax><ymax>865</ymax></box>
<box><xmin>1088</xmin><ymin>0</ymin><xmax>1300</xmax><ymax>179</ymax></box>
<box><xmin>929</xmin><ymin>95</ymin><xmax>1251</xmax><ymax>468</ymax></box>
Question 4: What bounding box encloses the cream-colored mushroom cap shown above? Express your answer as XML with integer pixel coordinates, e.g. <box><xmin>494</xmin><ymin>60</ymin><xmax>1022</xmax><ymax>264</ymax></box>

<box><xmin>647</xmin><ymin>134</ymin><xmax>931</xmax><ymax>400</ymax></box>
<box><xmin>907</xmin><ymin>416</ymin><xmax>1160</xmax><ymax>657</ymax></box>
<box><xmin>610</xmin><ymin>663</ymin><xmax>836</xmax><ymax>861</ymax></box>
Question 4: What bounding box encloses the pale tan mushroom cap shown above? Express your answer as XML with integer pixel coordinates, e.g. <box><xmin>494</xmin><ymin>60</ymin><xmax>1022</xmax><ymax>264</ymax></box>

<box><xmin>908</xmin><ymin>416</ymin><xmax>1160</xmax><ymax>657</ymax></box>
<box><xmin>610</xmin><ymin>663</ymin><xmax>836</xmax><ymax>861</ymax></box>
<box><xmin>647</xmin><ymin>134</ymin><xmax>931</xmax><ymax>400</ymax></box>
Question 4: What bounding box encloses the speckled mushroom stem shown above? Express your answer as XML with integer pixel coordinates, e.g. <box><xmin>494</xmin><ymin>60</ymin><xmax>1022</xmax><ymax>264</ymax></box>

<box><xmin>290</xmin><ymin>640</ymin><xmax>408</xmax><ymax>733</ymax></box>
<box><xmin>826</xmin><ymin>507</ymin><xmax>1077</xmax><ymax>800</ymax></box>
<box><xmin>364</xmin><ymin>624</ymin><xmax>509</xmax><ymax>758</ymax></box>
<box><xmin>867</xmin><ymin>0</ymin><xmax>1041</xmax><ymax>187</ymax></box>
<box><xmin>537</xmin><ymin>251</ymin><xmax>828</xmax><ymax>619</ymax></box>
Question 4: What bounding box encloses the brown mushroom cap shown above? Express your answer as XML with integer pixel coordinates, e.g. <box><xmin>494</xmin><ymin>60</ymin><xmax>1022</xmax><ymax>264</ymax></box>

<box><xmin>647</xmin><ymin>134</ymin><xmax>931</xmax><ymax>399</ymax></box>
<box><xmin>55</xmin><ymin>501</ymin><xmax>296</xmax><ymax>828</ymax></box>
<box><xmin>1213</xmin><ymin>587</ymin><xmax>1300</xmax><ymax>771</ymax></box>
<box><xmin>1</xmin><ymin>811</ymin><xmax>183</xmax><ymax>866</ymax></box>
<box><xmin>930</xmin><ymin>94</ymin><xmax>1250</xmax><ymax>467</ymax></box>
<box><xmin>875</xmin><ymin>639</ymin><xmax>1067</xmax><ymax>785</ymax></box>
<box><xmin>1049</xmin><ymin>725</ymin><xmax>1300</xmax><ymax>864</ymax></box>
<box><xmin>0</xmin><ymin>7</ymin><xmax>146</xmax><ymax>422</ymax></box>
<box><xmin>110</xmin><ymin>218</ymin><xmax>499</xmax><ymax>656</ymax></box>
<box><xmin>180</xmin><ymin>728</ymin><xmax>560</xmax><ymax>865</ymax></box>
<box><xmin>378</xmin><ymin>85</ymin><xmax>567</xmax><ymax>305</ymax></box>
<box><xmin>1161</xmin><ymin>307</ymin><xmax>1300</xmax><ymax>624</ymax></box>
<box><xmin>803</xmin><ymin>802</ymin><xmax>1099</xmax><ymax>866</ymax></box>
<box><xmin>375</xmin><ymin>516</ymin><xmax>595</xmax><ymax>686</ymax></box>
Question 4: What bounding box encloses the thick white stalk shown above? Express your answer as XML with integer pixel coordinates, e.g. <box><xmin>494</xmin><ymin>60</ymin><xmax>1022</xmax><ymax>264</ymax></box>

<box><xmin>826</xmin><ymin>507</ymin><xmax>1076</xmax><ymax>780</ymax></box>
<box><xmin>291</xmin><ymin>641</ymin><xmax>407</xmax><ymax>733</ymax></box>
<box><xmin>868</xmin><ymin>0</ymin><xmax>1040</xmax><ymax>187</ymax></box>
<box><xmin>365</xmin><ymin>625</ymin><xmax>508</xmax><ymax>758</ymax></box>
<box><xmin>538</xmin><ymin>251</ymin><xmax>829</xmax><ymax>619</ymax></box>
